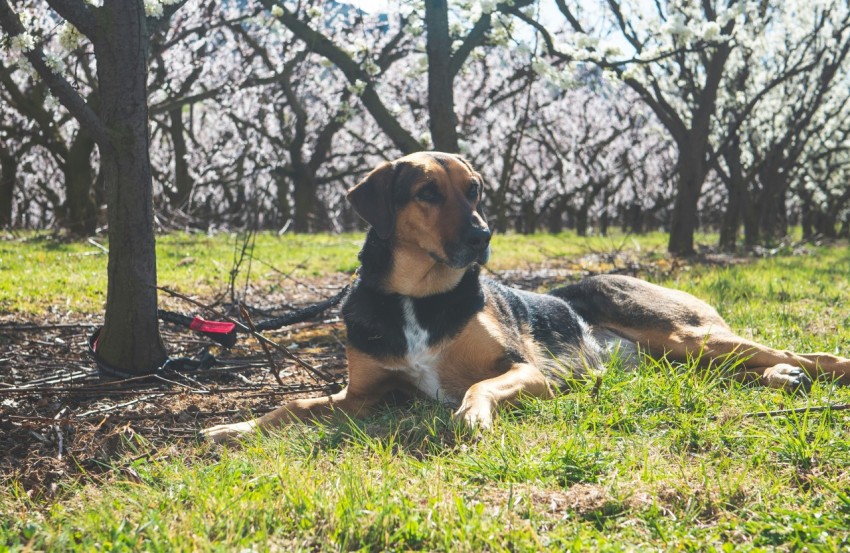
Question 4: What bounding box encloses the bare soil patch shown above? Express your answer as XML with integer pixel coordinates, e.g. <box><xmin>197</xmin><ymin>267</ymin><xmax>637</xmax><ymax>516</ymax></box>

<box><xmin>0</xmin><ymin>276</ymin><xmax>351</xmax><ymax>499</ymax></box>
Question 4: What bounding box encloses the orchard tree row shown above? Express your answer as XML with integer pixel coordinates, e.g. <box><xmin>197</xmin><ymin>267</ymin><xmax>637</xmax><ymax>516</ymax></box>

<box><xmin>2</xmin><ymin>1</ymin><xmax>850</xmax><ymax>254</ymax></box>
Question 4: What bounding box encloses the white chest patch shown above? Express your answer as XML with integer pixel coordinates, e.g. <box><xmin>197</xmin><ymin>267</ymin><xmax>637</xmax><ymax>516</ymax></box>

<box><xmin>398</xmin><ymin>297</ymin><xmax>448</xmax><ymax>402</ymax></box>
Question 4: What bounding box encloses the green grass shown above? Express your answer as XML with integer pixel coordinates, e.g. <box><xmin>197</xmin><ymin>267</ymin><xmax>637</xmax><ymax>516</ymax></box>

<box><xmin>2</xmin><ymin>231</ymin><xmax>850</xmax><ymax>551</ymax></box>
<box><xmin>0</xmin><ymin>229</ymin><xmax>702</xmax><ymax>316</ymax></box>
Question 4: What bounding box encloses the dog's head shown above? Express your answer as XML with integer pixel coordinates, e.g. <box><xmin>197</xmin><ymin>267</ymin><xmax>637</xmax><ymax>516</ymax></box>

<box><xmin>347</xmin><ymin>152</ymin><xmax>491</xmax><ymax>268</ymax></box>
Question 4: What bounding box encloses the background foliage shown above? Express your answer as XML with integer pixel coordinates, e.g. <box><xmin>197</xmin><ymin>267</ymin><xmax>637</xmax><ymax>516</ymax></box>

<box><xmin>2</xmin><ymin>0</ymin><xmax>849</xmax><ymax>253</ymax></box>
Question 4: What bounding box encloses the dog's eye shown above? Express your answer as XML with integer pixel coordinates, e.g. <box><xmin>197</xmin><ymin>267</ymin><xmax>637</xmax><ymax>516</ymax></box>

<box><xmin>415</xmin><ymin>184</ymin><xmax>443</xmax><ymax>204</ymax></box>
<box><xmin>467</xmin><ymin>182</ymin><xmax>479</xmax><ymax>201</ymax></box>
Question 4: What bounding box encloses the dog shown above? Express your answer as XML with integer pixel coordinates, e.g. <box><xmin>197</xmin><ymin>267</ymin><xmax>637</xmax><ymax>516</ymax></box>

<box><xmin>203</xmin><ymin>152</ymin><xmax>850</xmax><ymax>443</ymax></box>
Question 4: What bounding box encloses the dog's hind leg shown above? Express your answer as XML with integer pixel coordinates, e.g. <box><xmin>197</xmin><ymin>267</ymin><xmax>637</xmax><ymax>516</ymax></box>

<box><xmin>624</xmin><ymin>326</ymin><xmax>850</xmax><ymax>392</ymax></box>
<box><xmin>552</xmin><ymin>275</ymin><xmax>850</xmax><ymax>391</ymax></box>
<box><xmin>693</xmin><ymin>332</ymin><xmax>850</xmax><ymax>391</ymax></box>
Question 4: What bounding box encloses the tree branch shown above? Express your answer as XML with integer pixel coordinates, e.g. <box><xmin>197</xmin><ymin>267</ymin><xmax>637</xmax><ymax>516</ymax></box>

<box><xmin>0</xmin><ymin>0</ymin><xmax>110</xmax><ymax>148</ymax></box>
<box><xmin>44</xmin><ymin>0</ymin><xmax>96</xmax><ymax>38</ymax></box>
<box><xmin>263</xmin><ymin>0</ymin><xmax>420</xmax><ymax>153</ymax></box>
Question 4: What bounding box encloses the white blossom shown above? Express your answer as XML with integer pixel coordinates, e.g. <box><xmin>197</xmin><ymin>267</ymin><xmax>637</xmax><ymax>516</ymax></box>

<box><xmin>346</xmin><ymin>79</ymin><xmax>367</xmax><ymax>96</ymax></box>
<box><xmin>144</xmin><ymin>0</ymin><xmax>163</xmax><ymax>18</ymax></box>
<box><xmin>11</xmin><ymin>32</ymin><xmax>35</xmax><ymax>53</ymax></box>
<box><xmin>59</xmin><ymin>23</ymin><xmax>83</xmax><ymax>50</ymax></box>
<box><xmin>44</xmin><ymin>53</ymin><xmax>63</xmax><ymax>74</ymax></box>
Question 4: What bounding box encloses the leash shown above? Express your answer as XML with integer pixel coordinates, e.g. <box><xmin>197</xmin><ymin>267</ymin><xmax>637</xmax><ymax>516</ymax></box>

<box><xmin>156</xmin><ymin>284</ymin><xmax>350</xmax><ymax>346</ymax></box>
<box><xmin>88</xmin><ymin>327</ymin><xmax>218</xmax><ymax>379</ymax></box>
<box><xmin>89</xmin><ymin>285</ymin><xmax>350</xmax><ymax>379</ymax></box>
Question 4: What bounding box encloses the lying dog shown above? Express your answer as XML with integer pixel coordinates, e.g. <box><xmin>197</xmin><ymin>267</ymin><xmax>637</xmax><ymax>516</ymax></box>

<box><xmin>203</xmin><ymin>152</ymin><xmax>850</xmax><ymax>442</ymax></box>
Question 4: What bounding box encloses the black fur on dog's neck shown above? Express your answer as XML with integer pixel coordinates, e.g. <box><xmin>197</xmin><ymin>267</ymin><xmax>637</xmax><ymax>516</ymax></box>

<box><xmin>344</xmin><ymin>230</ymin><xmax>485</xmax><ymax>359</ymax></box>
<box><xmin>355</xmin><ymin>229</ymin><xmax>395</xmax><ymax>290</ymax></box>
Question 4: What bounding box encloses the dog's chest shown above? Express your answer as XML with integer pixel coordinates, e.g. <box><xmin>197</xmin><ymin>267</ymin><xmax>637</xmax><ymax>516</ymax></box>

<box><xmin>396</xmin><ymin>298</ymin><xmax>453</xmax><ymax>403</ymax></box>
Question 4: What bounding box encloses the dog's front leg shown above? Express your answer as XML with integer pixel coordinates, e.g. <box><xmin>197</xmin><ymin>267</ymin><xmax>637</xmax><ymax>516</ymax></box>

<box><xmin>454</xmin><ymin>363</ymin><xmax>553</xmax><ymax>430</ymax></box>
<box><xmin>203</xmin><ymin>351</ymin><xmax>397</xmax><ymax>444</ymax></box>
<box><xmin>201</xmin><ymin>387</ymin><xmax>378</xmax><ymax>444</ymax></box>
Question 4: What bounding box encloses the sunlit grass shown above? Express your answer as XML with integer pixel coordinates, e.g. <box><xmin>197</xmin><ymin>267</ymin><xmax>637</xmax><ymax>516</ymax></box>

<box><xmin>2</xmin><ymin>232</ymin><xmax>850</xmax><ymax>550</ymax></box>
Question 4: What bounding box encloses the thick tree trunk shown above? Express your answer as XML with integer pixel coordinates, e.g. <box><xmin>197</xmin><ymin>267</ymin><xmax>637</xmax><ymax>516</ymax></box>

<box><xmin>575</xmin><ymin>209</ymin><xmax>589</xmax><ymax>237</ymax></box>
<box><xmin>668</xmin><ymin>152</ymin><xmax>706</xmax><ymax>256</ymax></box>
<box><xmin>546</xmin><ymin>198</ymin><xmax>566</xmax><ymax>233</ymax></box>
<box><xmin>63</xmin><ymin>129</ymin><xmax>98</xmax><ymax>235</ymax></box>
<box><xmin>625</xmin><ymin>202</ymin><xmax>643</xmax><ymax>234</ymax></box>
<box><xmin>757</xmin><ymin>166</ymin><xmax>788</xmax><ymax>243</ymax></box>
<box><xmin>424</xmin><ymin>0</ymin><xmax>459</xmax><ymax>152</ymax></box>
<box><xmin>292</xmin><ymin>168</ymin><xmax>317</xmax><ymax>233</ymax></box>
<box><xmin>93</xmin><ymin>2</ymin><xmax>167</xmax><ymax>374</ymax></box>
<box><xmin>0</xmin><ymin>151</ymin><xmax>16</xmax><ymax>228</ymax></box>
<box><xmin>719</xmin><ymin>188</ymin><xmax>742</xmax><ymax>252</ymax></box>
<box><xmin>167</xmin><ymin>107</ymin><xmax>193</xmax><ymax>208</ymax></box>
<box><xmin>272</xmin><ymin>168</ymin><xmax>291</xmax><ymax>227</ymax></box>
<box><xmin>718</xmin><ymin>140</ymin><xmax>745</xmax><ymax>252</ymax></box>
<box><xmin>742</xmin><ymin>192</ymin><xmax>760</xmax><ymax>248</ymax></box>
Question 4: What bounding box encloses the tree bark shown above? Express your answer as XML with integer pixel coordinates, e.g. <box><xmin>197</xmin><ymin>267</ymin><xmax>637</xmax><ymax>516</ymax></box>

<box><xmin>0</xmin><ymin>150</ymin><xmax>16</xmax><ymax>228</ymax></box>
<box><xmin>718</xmin><ymin>140</ymin><xmax>744</xmax><ymax>252</ymax></box>
<box><xmin>291</xmin><ymin>162</ymin><xmax>318</xmax><ymax>233</ymax></box>
<box><xmin>668</xmin><ymin>149</ymin><xmax>706</xmax><ymax>256</ymax></box>
<box><xmin>93</xmin><ymin>2</ymin><xmax>167</xmax><ymax>374</ymax></box>
<box><xmin>424</xmin><ymin>0</ymin><xmax>459</xmax><ymax>152</ymax></box>
<box><xmin>167</xmin><ymin>106</ymin><xmax>193</xmax><ymax>208</ymax></box>
<box><xmin>756</xmin><ymin>165</ymin><xmax>788</xmax><ymax>243</ymax></box>
<box><xmin>63</xmin><ymin>128</ymin><xmax>98</xmax><ymax>235</ymax></box>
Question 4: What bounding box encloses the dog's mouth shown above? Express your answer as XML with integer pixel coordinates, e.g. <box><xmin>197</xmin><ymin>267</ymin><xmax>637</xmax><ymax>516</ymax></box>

<box><xmin>431</xmin><ymin>243</ymin><xmax>491</xmax><ymax>268</ymax></box>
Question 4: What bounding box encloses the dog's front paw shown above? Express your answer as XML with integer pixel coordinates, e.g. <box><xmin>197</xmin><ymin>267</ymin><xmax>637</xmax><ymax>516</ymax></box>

<box><xmin>453</xmin><ymin>395</ymin><xmax>494</xmax><ymax>431</ymax></box>
<box><xmin>763</xmin><ymin>364</ymin><xmax>812</xmax><ymax>394</ymax></box>
<box><xmin>201</xmin><ymin>421</ymin><xmax>256</xmax><ymax>444</ymax></box>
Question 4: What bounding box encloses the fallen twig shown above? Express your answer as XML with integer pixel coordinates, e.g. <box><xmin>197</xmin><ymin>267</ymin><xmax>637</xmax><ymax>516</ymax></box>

<box><xmin>76</xmin><ymin>394</ymin><xmax>167</xmax><ymax>418</ymax></box>
<box><xmin>590</xmin><ymin>375</ymin><xmax>603</xmax><ymax>401</ymax></box>
<box><xmin>714</xmin><ymin>402</ymin><xmax>850</xmax><ymax>420</ymax></box>
<box><xmin>53</xmin><ymin>407</ymin><xmax>68</xmax><ymax>460</ymax></box>
<box><xmin>239</xmin><ymin>303</ymin><xmax>285</xmax><ymax>387</ymax></box>
<box><xmin>87</xmin><ymin>238</ymin><xmax>109</xmax><ymax>254</ymax></box>
<box><xmin>0</xmin><ymin>323</ymin><xmax>99</xmax><ymax>331</ymax></box>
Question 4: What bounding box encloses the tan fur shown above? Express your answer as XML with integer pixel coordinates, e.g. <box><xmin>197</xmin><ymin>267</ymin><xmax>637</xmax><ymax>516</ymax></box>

<box><xmin>384</xmin><ymin>245</ymin><xmax>466</xmax><ymax>297</ymax></box>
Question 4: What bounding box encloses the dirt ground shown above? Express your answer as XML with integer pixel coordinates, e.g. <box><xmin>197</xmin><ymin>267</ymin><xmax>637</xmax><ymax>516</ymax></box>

<box><xmin>0</xmin><ymin>275</ymin><xmax>357</xmax><ymax>500</ymax></box>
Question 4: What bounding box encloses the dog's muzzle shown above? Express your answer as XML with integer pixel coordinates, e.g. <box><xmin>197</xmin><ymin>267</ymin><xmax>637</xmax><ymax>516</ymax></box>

<box><xmin>443</xmin><ymin>225</ymin><xmax>491</xmax><ymax>267</ymax></box>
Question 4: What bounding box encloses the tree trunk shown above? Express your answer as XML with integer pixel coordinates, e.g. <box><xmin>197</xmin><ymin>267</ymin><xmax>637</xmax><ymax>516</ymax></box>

<box><xmin>546</xmin><ymin>198</ymin><xmax>566</xmax><ymax>233</ymax></box>
<box><xmin>93</xmin><ymin>2</ymin><xmax>167</xmax><ymax>374</ymax></box>
<box><xmin>757</xmin><ymin>165</ymin><xmax>788</xmax><ymax>243</ymax></box>
<box><xmin>0</xmin><ymin>151</ymin><xmax>16</xmax><ymax>228</ymax></box>
<box><xmin>575</xmin><ymin>209</ymin><xmax>589</xmax><ymax>237</ymax></box>
<box><xmin>626</xmin><ymin>202</ymin><xmax>643</xmax><ymax>234</ymax></box>
<box><xmin>718</xmin><ymin>139</ymin><xmax>745</xmax><ymax>252</ymax></box>
<box><xmin>742</xmin><ymin>191</ymin><xmax>760</xmax><ymax>248</ymax></box>
<box><xmin>424</xmin><ymin>0</ymin><xmax>459</xmax><ymax>152</ymax></box>
<box><xmin>272</xmin><ymin>168</ymin><xmax>291</xmax><ymax>228</ymax></box>
<box><xmin>167</xmin><ymin>107</ymin><xmax>193</xmax><ymax>208</ymax></box>
<box><xmin>292</xmin><ymin>167</ymin><xmax>317</xmax><ymax>233</ymax></box>
<box><xmin>63</xmin><ymin>129</ymin><xmax>98</xmax><ymax>235</ymax></box>
<box><xmin>668</xmin><ymin>150</ymin><xmax>706</xmax><ymax>256</ymax></box>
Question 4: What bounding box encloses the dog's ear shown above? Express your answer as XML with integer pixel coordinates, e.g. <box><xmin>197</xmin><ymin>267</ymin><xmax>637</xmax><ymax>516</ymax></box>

<box><xmin>347</xmin><ymin>161</ymin><xmax>396</xmax><ymax>240</ymax></box>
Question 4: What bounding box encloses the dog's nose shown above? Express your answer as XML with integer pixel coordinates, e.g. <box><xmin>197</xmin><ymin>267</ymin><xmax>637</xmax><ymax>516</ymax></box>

<box><xmin>465</xmin><ymin>226</ymin><xmax>492</xmax><ymax>249</ymax></box>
